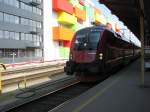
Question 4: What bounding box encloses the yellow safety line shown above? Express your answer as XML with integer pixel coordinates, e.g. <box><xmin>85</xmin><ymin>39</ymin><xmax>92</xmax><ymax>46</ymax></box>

<box><xmin>72</xmin><ymin>76</ymin><xmax>121</xmax><ymax>112</ymax></box>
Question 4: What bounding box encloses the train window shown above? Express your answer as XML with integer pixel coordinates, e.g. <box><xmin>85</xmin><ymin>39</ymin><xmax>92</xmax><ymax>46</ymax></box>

<box><xmin>74</xmin><ymin>28</ymin><xmax>101</xmax><ymax>50</ymax></box>
<box><xmin>88</xmin><ymin>31</ymin><xmax>101</xmax><ymax>50</ymax></box>
<box><xmin>74</xmin><ymin>29</ymin><xmax>89</xmax><ymax>50</ymax></box>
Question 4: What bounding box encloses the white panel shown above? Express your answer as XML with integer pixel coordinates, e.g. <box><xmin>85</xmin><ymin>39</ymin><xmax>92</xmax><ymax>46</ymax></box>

<box><xmin>43</xmin><ymin>0</ymin><xmax>60</xmax><ymax>61</ymax></box>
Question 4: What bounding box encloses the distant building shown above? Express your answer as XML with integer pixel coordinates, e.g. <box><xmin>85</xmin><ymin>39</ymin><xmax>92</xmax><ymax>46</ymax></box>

<box><xmin>0</xmin><ymin>0</ymin><xmax>43</xmax><ymax>63</ymax></box>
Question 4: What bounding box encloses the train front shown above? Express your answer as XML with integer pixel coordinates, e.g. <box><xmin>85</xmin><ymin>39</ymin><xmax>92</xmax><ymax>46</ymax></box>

<box><xmin>64</xmin><ymin>27</ymin><xmax>104</xmax><ymax>81</ymax></box>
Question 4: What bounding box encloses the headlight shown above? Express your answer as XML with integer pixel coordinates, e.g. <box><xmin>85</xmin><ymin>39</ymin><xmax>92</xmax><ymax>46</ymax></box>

<box><xmin>70</xmin><ymin>54</ymin><xmax>73</xmax><ymax>60</ymax></box>
<box><xmin>99</xmin><ymin>53</ymin><xmax>103</xmax><ymax>60</ymax></box>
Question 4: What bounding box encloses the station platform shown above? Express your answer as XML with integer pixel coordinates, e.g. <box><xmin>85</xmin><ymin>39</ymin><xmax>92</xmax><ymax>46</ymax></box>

<box><xmin>50</xmin><ymin>59</ymin><xmax>150</xmax><ymax>112</ymax></box>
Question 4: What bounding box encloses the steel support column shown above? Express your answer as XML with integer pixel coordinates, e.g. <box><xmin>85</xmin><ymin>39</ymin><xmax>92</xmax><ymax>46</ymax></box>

<box><xmin>139</xmin><ymin>0</ymin><xmax>145</xmax><ymax>85</ymax></box>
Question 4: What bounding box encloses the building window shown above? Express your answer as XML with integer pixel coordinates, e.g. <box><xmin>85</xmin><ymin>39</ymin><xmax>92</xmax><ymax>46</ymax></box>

<box><xmin>0</xmin><ymin>12</ymin><xmax>3</xmax><ymax>21</ymax></box>
<box><xmin>9</xmin><ymin>15</ymin><xmax>15</xmax><ymax>23</ymax></box>
<box><xmin>9</xmin><ymin>31</ymin><xmax>15</xmax><ymax>39</ymax></box>
<box><xmin>4</xmin><ymin>13</ymin><xmax>10</xmax><ymax>22</ymax></box>
<box><xmin>0</xmin><ymin>30</ymin><xmax>3</xmax><ymax>39</ymax></box>
<box><xmin>15</xmin><ymin>32</ymin><xmax>19</xmax><ymax>40</ymax></box>
<box><xmin>3</xmin><ymin>0</ymin><xmax>19</xmax><ymax>8</ymax></box>
<box><xmin>21</xmin><ymin>18</ymin><xmax>29</xmax><ymax>26</ymax></box>
<box><xmin>21</xmin><ymin>33</ymin><xmax>25</xmax><ymax>40</ymax></box>
<box><xmin>3</xmin><ymin>13</ymin><xmax>19</xmax><ymax>24</ymax></box>
<box><xmin>4</xmin><ymin>31</ymin><xmax>9</xmax><ymax>39</ymax></box>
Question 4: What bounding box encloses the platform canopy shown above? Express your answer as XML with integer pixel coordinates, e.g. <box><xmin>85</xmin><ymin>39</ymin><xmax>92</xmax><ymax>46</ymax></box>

<box><xmin>99</xmin><ymin>0</ymin><xmax>150</xmax><ymax>38</ymax></box>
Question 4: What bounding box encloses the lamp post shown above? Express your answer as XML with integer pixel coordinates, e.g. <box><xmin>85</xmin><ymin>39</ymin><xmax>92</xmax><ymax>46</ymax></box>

<box><xmin>10</xmin><ymin>52</ymin><xmax>16</xmax><ymax>63</ymax></box>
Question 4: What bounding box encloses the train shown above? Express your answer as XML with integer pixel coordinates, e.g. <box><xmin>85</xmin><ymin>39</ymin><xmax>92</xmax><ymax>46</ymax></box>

<box><xmin>64</xmin><ymin>25</ymin><xmax>140</xmax><ymax>81</ymax></box>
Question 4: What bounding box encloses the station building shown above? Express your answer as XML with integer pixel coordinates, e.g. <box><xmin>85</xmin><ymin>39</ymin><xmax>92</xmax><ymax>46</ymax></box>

<box><xmin>0</xmin><ymin>0</ymin><xmax>43</xmax><ymax>63</ymax></box>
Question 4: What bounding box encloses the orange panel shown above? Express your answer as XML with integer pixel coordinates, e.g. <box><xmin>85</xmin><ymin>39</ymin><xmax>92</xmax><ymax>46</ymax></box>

<box><xmin>74</xmin><ymin>7</ymin><xmax>86</xmax><ymax>21</ymax></box>
<box><xmin>53</xmin><ymin>27</ymin><xmax>74</xmax><ymax>41</ymax></box>
<box><xmin>53</xmin><ymin>27</ymin><xmax>60</xmax><ymax>40</ymax></box>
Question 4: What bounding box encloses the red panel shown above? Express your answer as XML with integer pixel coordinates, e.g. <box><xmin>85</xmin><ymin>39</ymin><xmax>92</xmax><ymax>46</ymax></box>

<box><xmin>63</xmin><ymin>41</ymin><xmax>71</xmax><ymax>47</ymax></box>
<box><xmin>52</xmin><ymin>0</ymin><xmax>73</xmax><ymax>14</ymax></box>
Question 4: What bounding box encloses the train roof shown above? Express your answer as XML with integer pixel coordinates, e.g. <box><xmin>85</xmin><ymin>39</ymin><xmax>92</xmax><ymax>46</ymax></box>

<box><xmin>77</xmin><ymin>25</ymin><xmax>114</xmax><ymax>32</ymax></box>
<box><xmin>76</xmin><ymin>26</ymin><xmax>140</xmax><ymax>47</ymax></box>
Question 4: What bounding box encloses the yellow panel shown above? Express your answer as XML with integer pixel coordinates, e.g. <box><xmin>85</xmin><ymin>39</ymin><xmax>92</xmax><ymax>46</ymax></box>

<box><xmin>57</xmin><ymin>12</ymin><xmax>77</xmax><ymax>25</ymax></box>
<box><xmin>95</xmin><ymin>12</ymin><xmax>101</xmax><ymax>23</ymax></box>
<box><xmin>60</xmin><ymin>27</ymin><xmax>74</xmax><ymax>40</ymax></box>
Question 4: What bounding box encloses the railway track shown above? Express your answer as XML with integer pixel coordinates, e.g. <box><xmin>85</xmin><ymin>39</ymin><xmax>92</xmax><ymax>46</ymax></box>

<box><xmin>5</xmin><ymin>77</ymin><xmax>98</xmax><ymax>112</ymax></box>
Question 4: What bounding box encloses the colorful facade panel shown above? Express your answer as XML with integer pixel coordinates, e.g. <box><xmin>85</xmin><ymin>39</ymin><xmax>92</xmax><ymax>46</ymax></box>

<box><xmin>52</xmin><ymin>0</ymin><xmax>73</xmax><ymax>14</ymax></box>
<box><xmin>57</xmin><ymin>12</ymin><xmax>77</xmax><ymax>25</ymax></box>
<box><xmin>63</xmin><ymin>41</ymin><xmax>71</xmax><ymax>47</ymax></box>
<box><xmin>59</xmin><ymin>47</ymin><xmax>70</xmax><ymax>59</ymax></box>
<box><xmin>74</xmin><ymin>7</ymin><xmax>86</xmax><ymax>21</ymax></box>
<box><xmin>53</xmin><ymin>26</ymin><xmax>75</xmax><ymax>41</ymax></box>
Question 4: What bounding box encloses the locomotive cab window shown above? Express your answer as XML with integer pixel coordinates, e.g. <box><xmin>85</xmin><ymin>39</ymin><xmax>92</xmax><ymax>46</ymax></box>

<box><xmin>74</xmin><ymin>29</ymin><xmax>89</xmax><ymax>50</ymax></box>
<box><xmin>74</xmin><ymin>28</ymin><xmax>101</xmax><ymax>51</ymax></box>
<box><xmin>88</xmin><ymin>31</ymin><xmax>101</xmax><ymax>50</ymax></box>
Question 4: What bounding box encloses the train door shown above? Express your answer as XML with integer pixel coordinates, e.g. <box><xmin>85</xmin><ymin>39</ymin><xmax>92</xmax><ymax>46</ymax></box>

<box><xmin>103</xmin><ymin>30</ymin><xmax>115</xmax><ymax>72</ymax></box>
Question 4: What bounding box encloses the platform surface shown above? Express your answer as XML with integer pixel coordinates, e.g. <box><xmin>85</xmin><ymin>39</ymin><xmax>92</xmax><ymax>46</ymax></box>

<box><xmin>50</xmin><ymin>59</ymin><xmax>150</xmax><ymax>112</ymax></box>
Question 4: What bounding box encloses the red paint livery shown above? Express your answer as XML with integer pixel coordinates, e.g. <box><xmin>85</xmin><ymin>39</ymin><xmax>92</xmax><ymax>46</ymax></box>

<box><xmin>64</xmin><ymin>25</ymin><xmax>140</xmax><ymax>81</ymax></box>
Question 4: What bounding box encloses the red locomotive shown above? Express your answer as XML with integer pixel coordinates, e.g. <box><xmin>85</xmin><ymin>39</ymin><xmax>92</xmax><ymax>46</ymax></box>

<box><xmin>64</xmin><ymin>25</ymin><xmax>140</xmax><ymax>81</ymax></box>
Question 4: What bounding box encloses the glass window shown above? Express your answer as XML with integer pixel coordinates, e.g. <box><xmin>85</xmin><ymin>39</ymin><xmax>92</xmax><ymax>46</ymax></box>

<box><xmin>39</xmin><ymin>36</ymin><xmax>42</xmax><ymax>42</ymax></box>
<box><xmin>33</xmin><ymin>7</ymin><xmax>37</xmax><ymax>13</ymax></box>
<box><xmin>29</xmin><ymin>20</ymin><xmax>33</xmax><ymax>27</ymax></box>
<box><xmin>21</xmin><ymin>33</ymin><xmax>25</xmax><ymax>40</ymax></box>
<box><xmin>21</xmin><ymin>18</ymin><xmax>24</xmax><ymax>25</ymax></box>
<box><xmin>9</xmin><ymin>15</ymin><xmax>15</xmax><ymax>23</ymax></box>
<box><xmin>21</xmin><ymin>18</ymin><xmax>29</xmax><ymax>25</ymax></box>
<box><xmin>14</xmin><ymin>0</ymin><xmax>19</xmax><ymax>8</ymax></box>
<box><xmin>26</xmin><ymin>34</ymin><xmax>31</xmax><ymax>41</ymax></box>
<box><xmin>88</xmin><ymin>31</ymin><xmax>101</xmax><ymax>50</ymax></box>
<box><xmin>28</xmin><ymin>6</ymin><xmax>32</xmax><ymax>12</ymax></box>
<box><xmin>15</xmin><ymin>32</ymin><xmax>19</xmax><ymax>40</ymax></box>
<box><xmin>37</xmin><ymin>22</ymin><xmax>42</xmax><ymax>28</ymax></box>
<box><xmin>9</xmin><ymin>0</ymin><xmax>14</xmax><ymax>6</ymax></box>
<box><xmin>37</xmin><ymin>35</ymin><xmax>40</xmax><ymax>41</ymax></box>
<box><xmin>4</xmin><ymin>0</ymin><xmax>9</xmax><ymax>4</ymax></box>
<box><xmin>0</xmin><ymin>30</ymin><xmax>3</xmax><ymax>39</ymax></box>
<box><xmin>25</xmin><ymin>5</ymin><xmax>29</xmax><ymax>11</ymax></box>
<box><xmin>21</xmin><ymin>2</ymin><xmax>25</xmax><ymax>9</ymax></box>
<box><xmin>28</xmin><ymin>34</ymin><xmax>32</xmax><ymax>41</ymax></box>
<box><xmin>33</xmin><ymin>35</ymin><xmax>37</xmax><ymax>41</ymax></box>
<box><xmin>4</xmin><ymin>13</ymin><xmax>10</xmax><ymax>22</ymax></box>
<box><xmin>37</xmin><ymin>0</ymin><xmax>42</xmax><ymax>3</ymax></box>
<box><xmin>10</xmin><ymin>32</ymin><xmax>15</xmax><ymax>39</ymax></box>
<box><xmin>14</xmin><ymin>16</ymin><xmax>19</xmax><ymax>24</ymax></box>
<box><xmin>32</xmin><ymin>21</ymin><xmax>36</xmax><ymax>27</ymax></box>
<box><xmin>4</xmin><ymin>31</ymin><xmax>9</xmax><ymax>39</ymax></box>
<box><xmin>37</xmin><ymin>8</ymin><xmax>42</xmax><ymax>15</ymax></box>
<box><xmin>0</xmin><ymin>12</ymin><xmax>3</xmax><ymax>21</ymax></box>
